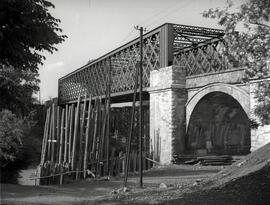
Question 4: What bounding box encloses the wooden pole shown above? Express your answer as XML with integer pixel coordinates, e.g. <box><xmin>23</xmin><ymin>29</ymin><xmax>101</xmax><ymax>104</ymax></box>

<box><xmin>106</xmin><ymin>58</ymin><xmax>111</xmax><ymax>175</ymax></box>
<box><xmin>40</xmin><ymin>109</ymin><xmax>48</xmax><ymax>164</ymax></box>
<box><xmin>95</xmin><ymin>97</ymin><xmax>102</xmax><ymax>176</ymax></box>
<box><xmin>71</xmin><ymin>96</ymin><xmax>81</xmax><ymax>170</ymax></box>
<box><xmin>51</xmin><ymin>104</ymin><xmax>55</xmax><ymax>163</ymax></box>
<box><xmin>91</xmin><ymin>98</ymin><xmax>98</xmax><ymax>159</ymax></box>
<box><xmin>67</xmin><ymin>106</ymin><xmax>71</xmax><ymax>163</ymax></box>
<box><xmin>40</xmin><ymin>108</ymin><xmax>50</xmax><ymax>165</ymax></box>
<box><xmin>78</xmin><ymin>93</ymin><xmax>87</xmax><ymax>172</ymax></box>
<box><xmin>47</xmin><ymin>104</ymin><xmax>54</xmax><ymax>162</ymax></box>
<box><xmin>83</xmin><ymin>95</ymin><xmax>92</xmax><ymax>178</ymax></box>
<box><xmin>68</xmin><ymin>104</ymin><xmax>74</xmax><ymax>164</ymax></box>
<box><xmin>138</xmin><ymin>26</ymin><xmax>144</xmax><ymax>188</ymax></box>
<box><xmin>97</xmin><ymin>100</ymin><xmax>107</xmax><ymax>176</ymax></box>
<box><xmin>59</xmin><ymin>109</ymin><xmax>65</xmax><ymax>164</ymax></box>
<box><xmin>56</xmin><ymin>106</ymin><xmax>61</xmax><ymax>164</ymax></box>
<box><xmin>64</xmin><ymin>104</ymin><xmax>69</xmax><ymax>163</ymax></box>
<box><xmin>123</xmin><ymin>60</ymin><xmax>139</xmax><ymax>187</ymax></box>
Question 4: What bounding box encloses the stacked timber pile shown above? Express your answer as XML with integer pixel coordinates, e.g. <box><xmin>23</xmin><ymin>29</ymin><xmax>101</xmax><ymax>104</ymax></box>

<box><xmin>184</xmin><ymin>155</ymin><xmax>235</xmax><ymax>166</ymax></box>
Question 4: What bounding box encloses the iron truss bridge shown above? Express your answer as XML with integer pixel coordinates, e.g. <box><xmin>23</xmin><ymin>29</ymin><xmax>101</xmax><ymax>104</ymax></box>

<box><xmin>58</xmin><ymin>23</ymin><xmax>232</xmax><ymax>104</ymax></box>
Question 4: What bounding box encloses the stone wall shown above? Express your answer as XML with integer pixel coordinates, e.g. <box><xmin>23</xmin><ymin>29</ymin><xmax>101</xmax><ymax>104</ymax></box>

<box><xmin>186</xmin><ymin>68</ymin><xmax>245</xmax><ymax>89</ymax></box>
<box><xmin>149</xmin><ymin>66</ymin><xmax>186</xmax><ymax>164</ymax></box>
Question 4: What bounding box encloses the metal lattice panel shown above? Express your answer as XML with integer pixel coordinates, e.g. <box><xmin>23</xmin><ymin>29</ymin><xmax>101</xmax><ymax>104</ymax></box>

<box><xmin>59</xmin><ymin>31</ymin><xmax>160</xmax><ymax>104</ymax></box>
<box><xmin>173</xmin><ymin>40</ymin><xmax>232</xmax><ymax>76</ymax></box>
<box><xmin>172</xmin><ymin>24</ymin><xmax>224</xmax><ymax>52</ymax></box>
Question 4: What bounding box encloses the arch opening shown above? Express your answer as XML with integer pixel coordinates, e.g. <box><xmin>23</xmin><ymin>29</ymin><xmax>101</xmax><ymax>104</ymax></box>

<box><xmin>186</xmin><ymin>91</ymin><xmax>250</xmax><ymax>155</ymax></box>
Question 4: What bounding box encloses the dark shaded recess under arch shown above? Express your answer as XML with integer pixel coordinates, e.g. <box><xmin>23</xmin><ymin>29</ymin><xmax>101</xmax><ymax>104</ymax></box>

<box><xmin>187</xmin><ymin>92</ymin><xmax>250</xmax><ymax>155</ymax></box>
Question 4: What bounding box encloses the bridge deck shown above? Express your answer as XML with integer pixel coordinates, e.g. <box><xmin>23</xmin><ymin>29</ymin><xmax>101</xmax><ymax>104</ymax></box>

<box><xmin>58</xmin><ymin>23</ymin><xmax>231</xmax><ymax>104</ymax></box>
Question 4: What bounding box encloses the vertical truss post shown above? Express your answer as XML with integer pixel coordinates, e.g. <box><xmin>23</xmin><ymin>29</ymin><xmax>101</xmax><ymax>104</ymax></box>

<box><xmin>160</xmin><ymin>23</ymin><xmax>174</xmax><ymax>68</ymax></box>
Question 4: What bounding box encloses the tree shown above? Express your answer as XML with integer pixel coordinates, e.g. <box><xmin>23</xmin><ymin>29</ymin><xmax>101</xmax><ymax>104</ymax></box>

<box><xmin>0</xmin><ymin>0</ymin><xmax>66</xmax><ymax>182</ymax></box>
<box><xmin>0</xmin><ymin>66</ymin><xmax>39</xmax><ymax>115</ymax></box>
<box><xmin>0</xmin><ymin>0</ymin><xmax>67</xmax><ymax>114</ymax></box>
<box><xmin>203</xmin><ymin>0</ymin><xmax>270</xmax><ymax>125</ymax></box>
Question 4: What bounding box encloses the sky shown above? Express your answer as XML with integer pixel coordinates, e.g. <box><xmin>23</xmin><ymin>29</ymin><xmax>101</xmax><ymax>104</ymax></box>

<box><xmin>39</xmin><ymin>0</ymin><xmax>238</xmax><ymax>102</ymax></box>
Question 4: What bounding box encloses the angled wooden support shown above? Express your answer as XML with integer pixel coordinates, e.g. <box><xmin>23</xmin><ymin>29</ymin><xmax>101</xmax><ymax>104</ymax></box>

<box><xmin>41</xmin><ymin>108</ymin><xmax>51</xmax><ymax>165</ymax></box>
<box><xmin>68</xmin><ymin>104</ymin><xmax>74</xmax><ymax>163</ymax></box>
<box><xmin>64</xmin><ymin>104</ymin><xmax>69</xmax><ymax>163</ymax></box>
<box><xmin>78</xmin><ymin>93</ymin><xmax>87</xmax><ymax>172</ymax></box>
<box><xmin>51</xmin><ymin>104</ymin><xmax>56</xmax><ymax>163</ymax></box>
<box><xmin>59</xmin><ymin>108</ymin><xmax>65</xmax><ymax>164</ymax></box>
<box><xmin>56</xmin><ymin>106</ymin><xmax>61</xmax><ymax>164</ymax></box>
<box><xmin>47</xmin><ymin>104</ymin><xmax>54</xmax><ymax>162</ymax></box>
<box><xmin>91</xmin><ymin>98</ymin><xmax>99</xmax><ymax>160</ymax></box>
<box><xmin>71</xmin><ymin>95</ymin><xmax>81</xmax><ymax>170</ymax></box>
<box><xmin>84</xmin><ymin>95</ymin><xmax>92</xmax><ymax>179</ymax></box>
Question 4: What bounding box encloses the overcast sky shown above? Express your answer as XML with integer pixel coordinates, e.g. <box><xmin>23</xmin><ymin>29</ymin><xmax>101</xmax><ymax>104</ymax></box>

<box><xmin>39</xmin><ymin>0</ymin><xmax>239</xmax><ymax>101</ymax></box>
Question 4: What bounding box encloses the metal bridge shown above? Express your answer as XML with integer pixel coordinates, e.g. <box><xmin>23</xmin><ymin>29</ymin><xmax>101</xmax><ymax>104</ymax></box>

<box><xmin>58</xmin><ymin>23</ymin><xmax>231</xmax><ymax>104</ymax></box>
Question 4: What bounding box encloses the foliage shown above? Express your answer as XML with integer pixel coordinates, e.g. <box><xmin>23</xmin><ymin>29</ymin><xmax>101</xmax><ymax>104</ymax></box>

<box><xmin>0</xmin><ymin>0</ymin><xmax>67</xmax><ymax>72</ymax></box>
<box><xmin>0</xmin><ymin>66</ymin><xmax>39</xmax><ymax>115</ymax></box>
<box><xmin>0</xmin><ymin>0</ymin><xmax>67</xmax><ymax>115</ymax></box>
<box><xmin>0</xmin><ymin>110</ymin><xmax>25</xmax><ymax>183</ymax></box>
<box><xmin>0</xmin><ymin>110</ymin><xmax>24</xmax><ymax>168</ymax></box>
<box><xmin>0</xmin><ymin>108</ymin><xmax>44</xmax><ymax>183</ymax></box>
<box><xmin>203</xmin><ymin>0</ymin><xmax>270</xmax><ymax>125</ymax></box>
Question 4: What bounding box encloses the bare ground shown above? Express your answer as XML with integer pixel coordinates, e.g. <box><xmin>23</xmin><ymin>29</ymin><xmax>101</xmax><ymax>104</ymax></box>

<box><xmin>1</xmin><ymin>165</ymin><xmax>220</xmax><ymax>205</ymax></box>
<box><xmin>2</xmin><ymin>143</ymin><xmax>270</xmax><ymax>205</ymax></box>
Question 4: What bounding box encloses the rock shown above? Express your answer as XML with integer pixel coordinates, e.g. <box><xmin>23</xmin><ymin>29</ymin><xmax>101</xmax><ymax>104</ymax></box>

<box><xmin>237</xmin><ymin>160</ymin><xmax>246</xmax><ymax>167</ymax></box>
<box><xmin>123</xmin><ymin>187</ymin><xmax>129</xmax><ymax>192</ymax></box>
<box><xmin>159</xmin><ymin>183</ymin><xmax>167</xmax><ymax>189</ymax></box>
<box><xmin>111</xmin><ymin>189</ymin><xmax>118</xmax><ymax>194</ymax></box>
<box><xmin>192</xmin><ymin>182</ymin><xmax>198</xmax><ymax>186</ymax></box>
<box><xmin>116</xmin><ymin>188</ymin><xmax>123</xmax><ymax>193</ymax></box>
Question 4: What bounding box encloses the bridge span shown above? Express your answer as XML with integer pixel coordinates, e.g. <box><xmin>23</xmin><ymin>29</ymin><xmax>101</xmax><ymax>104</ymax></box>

<box><xmin>58</xmin><ymin>23</ymin><xmax>270</xmax><ymax>164</ymax></box>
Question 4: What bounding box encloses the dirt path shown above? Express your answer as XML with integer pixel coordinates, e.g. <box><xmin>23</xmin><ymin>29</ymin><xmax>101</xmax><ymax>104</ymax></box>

<box><xmin>1</xmin><ymin>165</ymin><xmax>220</xmax><ymax>205</ymax></box>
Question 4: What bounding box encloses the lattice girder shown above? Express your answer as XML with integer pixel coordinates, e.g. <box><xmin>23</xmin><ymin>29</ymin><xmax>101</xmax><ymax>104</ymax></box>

<box><xmin>58</xmin><ymin>23</ymin><xmax>232</xmax><ymax>104</ymax></box>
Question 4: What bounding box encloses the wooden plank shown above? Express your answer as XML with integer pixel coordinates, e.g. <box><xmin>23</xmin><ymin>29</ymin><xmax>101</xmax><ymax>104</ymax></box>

<box><xmin>68</xmin><ymin>104</ymin><xmax>74</xmax><ymax>163</ymax></box>
<box><xmin>84</xmin><ymin>95</ymin><xmax>92</xmax><ymax>179</ymax></box>
<box><xmin>59</xmin><ymin>109</ymin><xmax>65</xmax><ymax>164</ymax></box>
<box><xmin>71</xmin><ymin>96</ymin><xmax>81</xmax><ymax>170</ymax></box>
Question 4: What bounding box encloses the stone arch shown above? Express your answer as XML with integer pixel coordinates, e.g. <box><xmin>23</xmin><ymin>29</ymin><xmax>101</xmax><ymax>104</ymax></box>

<box><xmin>186</xmin><ymin>83</ymin><xmax>250</xmax><ymax>130</ymax></box>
